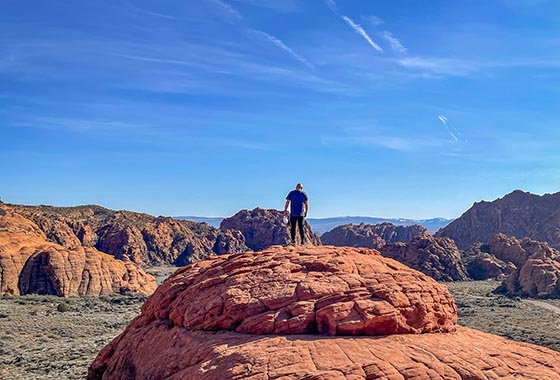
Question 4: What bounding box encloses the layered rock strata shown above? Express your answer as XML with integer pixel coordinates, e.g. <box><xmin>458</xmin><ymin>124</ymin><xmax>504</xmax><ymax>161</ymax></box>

<box><xmin>220</xmin><ymin>208</ymin><xmax>321</xmax><ymax>250</ymax></box>
<box><xmin>89</xmin><ymin>245</ymin><xmax>560</xmax><ymax>380</ymax></box>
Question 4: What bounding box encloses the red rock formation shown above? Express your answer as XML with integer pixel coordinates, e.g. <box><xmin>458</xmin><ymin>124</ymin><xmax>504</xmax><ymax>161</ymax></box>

<box><xmin>436</xmin><ymin>189</ymin><xmax>560</xmax><ymax>249</ymax></box>
<box><xmin>0</xmin><ymin>205</ymin><xmax>156</xmax><ymax>296</ymax></box>
<box><xmin>489</xmin><ymin>234</ymin><xmax>560</xmax><ymax>297</ymax></box>
<box><xmin>89</xmin><ymin>245</ymin><xmax>560</xmax><ymax>380</ymax></box>
<box><xmin>12</xmin><ymin>204</ymin><xmax>249</xmax><ymax>266</ymax></box>
<box><xmin>141</xmin><ymin>245</ymin><xmax>456</xmax><ymax>336</ymax></box>
<box><xmin>321</xmin><ymin>222</ymin><xmax>427</xmax><ymax>249</ymax></box>
<box><xmin>380</xmin><ymin>235</ymin><xmax>469</xmax><ymax>281</ymax></box>
<box><xmin>220</xmin><ymin>208</ymin><xmax>321</xmax><ymax>250</ymax></box>
<box><xmin>461</xmin><ymin>242</ymin><xmax>510</xmax><ymax>280</ymax></box>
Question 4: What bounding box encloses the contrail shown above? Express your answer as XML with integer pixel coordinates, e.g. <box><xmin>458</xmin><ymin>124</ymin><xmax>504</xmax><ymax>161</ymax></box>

<box><xmin>253</xmin><ymin>30</ymin><xmax>315</xmax><ymax>70</ymax></box>
<box><xmin>325</xmin><ymin>0</ymin><xmax>339</xmax><ymax>13</ymax></box>
<box><xmin>438</xmin><ymin>115</ymin><xmax>459</xmax><ymax>142</ymax></box>
<box><xmin>341</xmin><ymin>16</ymin><xmax>383</xmax><ymax>52</ymax></box>
<box><xmin>325</xmin><ymin>0</ymin><xmax>382</xmax><ymax>53</ymax></box>
<box><xmin>212</xmin><ymin>0</ymin><xmax>243</xmax><ymax>20</ymax></box>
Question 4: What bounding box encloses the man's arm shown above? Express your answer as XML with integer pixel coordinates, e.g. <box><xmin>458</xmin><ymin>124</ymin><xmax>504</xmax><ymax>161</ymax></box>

<box><xmin>283</xmin><ymin>199</ymin><xmax>290</xmax><ymax>214</ymax></box>
<box><xmin>304</xmin><ymin>200</ymin><xmax>309</xmax><ymax>217</ymax></box>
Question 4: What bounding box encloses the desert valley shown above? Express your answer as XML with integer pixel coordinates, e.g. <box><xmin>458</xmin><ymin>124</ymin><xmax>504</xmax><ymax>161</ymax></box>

<box><xmin>1</xmin><ymin>190</ymin><xmax>560</xmax><ymax>379</ymax></box>
<box><xmin>5</xmin><ymin>1</ymin><xmax>560</xmax><ymax>378</ymax></box>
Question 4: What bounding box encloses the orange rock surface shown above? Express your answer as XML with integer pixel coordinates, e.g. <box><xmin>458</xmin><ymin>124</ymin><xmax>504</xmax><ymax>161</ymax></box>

<box><xmin>89</xmin><ymin>245</ymin><xmax>560</xmax><ymax>379</ymax></box>
<box><xmin>90</xmin><ymin>326</ymin><xmax>560</xmax><ymax>380</ymax></box>
<box><xmin>141</xmin><ymin>245</ymin><xmax>456</xmax><ymax>336</ymax></box>
<box><xmin>0</xmin><ymin>206</ymin><xmax>156</xmax><ymax>296</ymax></box>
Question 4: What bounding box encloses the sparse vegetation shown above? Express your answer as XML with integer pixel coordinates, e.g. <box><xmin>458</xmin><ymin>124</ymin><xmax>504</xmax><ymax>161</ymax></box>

<box><xmin>0</xmin><ymin>293</ymin><xmax>145</xmax><ymax>380</ymax></box>
<box><xmin>447</xmin><ymin>280</ymin><xmax>560</xmax><ymax>351</ymax></box>
<box><xmin>0</xmin><ymin>281</ymin><xmax>559</xmax><ymax>379</ymax></box>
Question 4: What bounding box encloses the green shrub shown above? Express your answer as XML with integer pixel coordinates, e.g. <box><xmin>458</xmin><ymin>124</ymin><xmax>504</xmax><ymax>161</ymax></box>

<box><xmin>56</xmin><ymin>303</ymin><xmax>70</xmax><ymax>312</ymax></box>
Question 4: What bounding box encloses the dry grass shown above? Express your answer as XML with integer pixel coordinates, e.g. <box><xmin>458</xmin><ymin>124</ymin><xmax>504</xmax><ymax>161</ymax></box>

<box><xmin>0</xmin><ymin>293</ymin><xmax>146</xmax><ymax>380</ymax></box>
<box><xmin>0</xmin><ymin>280</ymin><xmax>559</xmax><ymax>379</ymax></box>
<box><xmin>447</xmin><ymin>279</ymin><xmax>560</xmax><ymax>351</ymax></box>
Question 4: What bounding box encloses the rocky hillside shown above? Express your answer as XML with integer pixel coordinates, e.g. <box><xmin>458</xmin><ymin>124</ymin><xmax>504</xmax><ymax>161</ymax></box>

<box><xmin>436</xmin><ymin>190</ymin><xmax>560</xmax><ymax>249</ymax></box>
<box><xmin>0</xmin><ymin>204</ymin><xmax>156</xmax><ymax>296</ymax></box>
<box><xmin>321</xmin><ymin>222</ymin><xmax>427</xmax><ymax>248</ymax></box>
<box><xmin>220</xmin><ymin>208</ymin><xmax>321</xmax><ymax>250</ymax></box>
<box><xmin>380</xmin><ymin>235</ymin><xmax>469</xmax><ymax>281</ymax></box>
<box><xmin>89</xmin><ymin>245</ymin><xmax>560</xmax><ymax>380</ymax></box>
<box><xmin>10</xmin><ymin>203</ymin><xmax>249</xmax><ymax>266</ymax></box>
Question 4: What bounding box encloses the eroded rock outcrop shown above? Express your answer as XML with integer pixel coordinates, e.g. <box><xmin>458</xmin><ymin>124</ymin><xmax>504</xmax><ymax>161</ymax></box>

<box><xmin>462</xmin><ymin>243</ymin><xmax>515</xmax><ymax>280</ymax></box>
<box><xmin>0</xmin><ymin>206</ymin><xmax>156</xmax><ymax>296</ymax></box>
<box><xmin>436</xmin><ymin>189</ymin><xmax>560</xmax><ymax>249</ymax></box>
<box><xmin>379</xmin><ymin>235</ymin><xmax>469</xmax><ymax>281</ymax></box>
<box><xmin>11</xmin><ymin>204</ymin><xmax>249</xmax><ymax>266</ymax></box>
<box><xmin>321</xmin><ymin>222</ymin><xmax>427</xmax><ymax>249</ymax></box>
<box><xmin>489</xmin><ymin>234</ymin><xmax>560</xmax><ymax>297</ymax></box>
<box><xmin>88</xmin><ymin>245</ymin><xmax>560</xmax><ymax>380</ymax></box>
<box><xmin>220</xmin><ymin>208</ymin><xmax>321</xmax><ymax>250</ymax></box>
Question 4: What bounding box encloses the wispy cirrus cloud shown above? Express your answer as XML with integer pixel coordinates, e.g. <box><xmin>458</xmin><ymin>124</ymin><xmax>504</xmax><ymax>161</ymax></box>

<box><xmin>232</xmin><ymin>0</ymin><xmax>302</xmax><ymax>13</ymax></box>
<box><xmin>252</xmin><ymin>30</ymin><xmax>315</xmax><ymax>69</ymax></box>
<box><xmin>341</xmin><ymin>16</ymin><xmax>383</xmax><ymax>52</ymax></box>
<box><xmin>212</xmin><ymin>0</ymin><xmax>244</xmax><ymax>20</ymax></box>
<box><xmin>399</xmin><ymin>56</ymin><xmax>479</xmax><ymax>77</ymax></box>
<box><xmin>363</xmin><ymin>15</ymin><xmax>384</xmax><ymax>27</ymax></box>
<box><xmin>120</xmin><ymin>1</ymin><xmax>176</xmax><ymax>20</ymax></box>
<box><xmin>322</xmin><ymin>133</ymin><xmax>445</xmax><ymax>152</ymax></box>
<box><xmin>211</xmin><ymin>0</ymin><xmax>314</xmax><ymax>70</ymax></box>
<box><xmin>325</xmin><ymin>0</ymin><xmax>382</xmax><ymax>53</ymax></box>
<box><xmin>382</xmin><ymin>31</ymin><xmax>407</xmax><ymax>54</ymax></box>
<box><xmin>325</xmin><ymin>0</ymin><xmax>339</xmax><ymax>13</ymax></box>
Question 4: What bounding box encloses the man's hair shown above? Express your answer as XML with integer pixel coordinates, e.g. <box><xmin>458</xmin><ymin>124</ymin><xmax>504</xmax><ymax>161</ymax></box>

<box><xmin>296</xmin><ymin>183</ymin><xmax>303</xmax><ymax>189</ymax></box>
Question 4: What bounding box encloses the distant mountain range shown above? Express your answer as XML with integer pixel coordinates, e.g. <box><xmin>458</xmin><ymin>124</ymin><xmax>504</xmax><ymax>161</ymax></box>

<box><xmin>176</xmin><ymin>215</ymin><xmax>453</xmax><ymax>234</ymax></box>
<box><xmin>176</xmin><ymin>216</ymin><xmax>224</xmax><ymax>228</ymax></box>
<box><xmin>436</xmin><ymin>189</ymin><xmax>560</xmax><ymax>249</ymax></box>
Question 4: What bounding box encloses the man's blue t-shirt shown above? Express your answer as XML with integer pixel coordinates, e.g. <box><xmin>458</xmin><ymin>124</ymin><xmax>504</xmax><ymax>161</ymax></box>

<box><xmin>286</xmin><ymin>190</ymin><xmax>308</xmax><ymax>216</ymax></box>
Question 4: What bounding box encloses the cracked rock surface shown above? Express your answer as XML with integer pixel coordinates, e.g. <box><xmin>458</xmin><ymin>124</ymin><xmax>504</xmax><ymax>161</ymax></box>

<box><xmin>88</xmin><ymin>245</ymin><xmax>560</xmax><ymax>380</ymax></box>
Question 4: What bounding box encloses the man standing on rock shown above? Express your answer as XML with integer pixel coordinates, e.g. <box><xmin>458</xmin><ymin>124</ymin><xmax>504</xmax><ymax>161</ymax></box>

<box><xmin>284</xmin><ymin>183</ymin><xmax>309</xmax><ymax>245</ymax></box>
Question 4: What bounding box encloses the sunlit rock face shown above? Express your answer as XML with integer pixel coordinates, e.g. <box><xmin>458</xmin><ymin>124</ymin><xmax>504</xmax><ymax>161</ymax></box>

<box><xmin>89</xmin><ymin>245</ymin><xmax>560</xmax><ymax>380</ymax></box>
<box><xmin>0</xmin><ymin>205</ymin><xmax>156</xmax><ymax>296</ymax></box>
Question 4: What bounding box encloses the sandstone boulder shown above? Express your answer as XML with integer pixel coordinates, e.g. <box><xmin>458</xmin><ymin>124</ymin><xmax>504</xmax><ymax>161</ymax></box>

<box><xmin>89</xmin><ymin>245</ymin><xmax>560</xmax><ymax>380</ymax></box>
<box><xmin>380</xmin><ymin>235</ymin><xmax>469</xmax><ymax>281</ymax></box>
<box><xmin>220</xmin><ymin>208</ymin><xmax>321</xmax><ymax>250</ymax></box>
<box><xmin>0</xmin><ymin>206</ymin><xmax>156</xmax><ymax>296</ymax></box>
<box><xmin>321</xmin><ymin>222</ymin><xmax>427</xmax><ymax>248</ymax></box>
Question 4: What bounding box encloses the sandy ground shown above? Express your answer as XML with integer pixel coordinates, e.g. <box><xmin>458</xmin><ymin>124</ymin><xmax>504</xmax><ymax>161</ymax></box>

<box><xmin>0</xmin><ymin>278</ymin><xmax>559</xmax><ymax>380</ymax></box>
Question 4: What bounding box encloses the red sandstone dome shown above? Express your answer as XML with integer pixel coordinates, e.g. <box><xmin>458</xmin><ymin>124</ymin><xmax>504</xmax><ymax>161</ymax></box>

<box><xmin>89</xmin><ymin>245</ymin><xmax>560</xmax><ymax>380</ymax></box>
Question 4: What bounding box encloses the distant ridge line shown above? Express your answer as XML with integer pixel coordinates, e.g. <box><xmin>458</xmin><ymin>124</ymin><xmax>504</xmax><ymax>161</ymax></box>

<box><xmin>175</xmin><ymin>215</ymin><xmax>453</xmax><ymax>234</ymax></box>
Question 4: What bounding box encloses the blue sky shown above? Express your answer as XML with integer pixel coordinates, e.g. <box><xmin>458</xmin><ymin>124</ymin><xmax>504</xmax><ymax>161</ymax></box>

<box><xmin>2</xmin><ymin>0</ymin><xmax>560</xmax><ymax>219</ymax></box>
